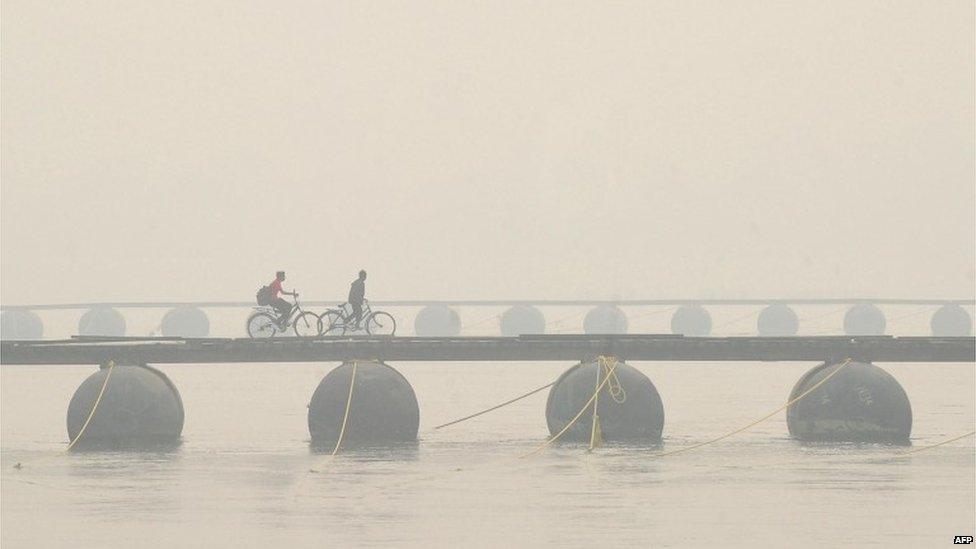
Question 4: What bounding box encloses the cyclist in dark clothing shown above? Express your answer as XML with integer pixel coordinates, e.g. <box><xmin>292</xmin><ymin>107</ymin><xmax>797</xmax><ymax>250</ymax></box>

<box><xmin>348</xmin><ymin>270</ymin><xmax>367</xmax><ymax>327</ymax></box>
<box><xmin>268</xmin><ymin>271</ymin><xmax>296</xmax><ymax>326</ymax></box>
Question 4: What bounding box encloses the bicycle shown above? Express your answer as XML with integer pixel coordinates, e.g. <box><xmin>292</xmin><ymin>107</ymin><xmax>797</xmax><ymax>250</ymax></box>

<box><xmin>319</xmin><ymin>300</ymin><xmax>396</xmax><ymax>336</ymax></box>
<box><xmin>246</xmin><ymin>293</ymin><xmax>320</xmax><ymax>338</ymax></box>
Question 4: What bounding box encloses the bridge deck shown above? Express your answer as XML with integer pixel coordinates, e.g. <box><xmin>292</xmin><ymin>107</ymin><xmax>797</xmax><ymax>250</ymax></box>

<box><xmin>1</xmin><ymin>335</ymin><xmax>973</xmax><ymax>365</ymax></box>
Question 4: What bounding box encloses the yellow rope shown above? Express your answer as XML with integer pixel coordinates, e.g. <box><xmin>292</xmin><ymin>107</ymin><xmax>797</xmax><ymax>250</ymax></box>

<box><xmin>65</xmin><ymin>361</ymin><xmax>116</xmax><ymax>452</ymax></box>
<box><xmin>900</xmin><ymin>430</ymin><xmax>975</xmax><ymax>456</ymax></box>
<box><xmin>646</xmin><ymin>358</ymin><xmax>854</xmax><ymax>460</ymax></box>
<box><xmin>588</xmin><ymin>361</ymin><xmax>603</xmax><ymax>451</ymax></box>
<box><xmin>545</xmin><ymin>310</ymin><xmax>586</xmax><ymax>331</ymax></box>
<box><xmin>797</xmin><ymin>305</ymin><xmax>848</xmax><ymax>322</ymax></box>
<box><xmin>603</xmin><ymin>359</ymin><xmax>626</xmax><ymax>403</ymax></box>
<box><xmin>331</xmin><ymin>360</ymin><xmax>358</xmax><ymax>456</ymax></box>
<box><xmin>434</xmin><ymin>381</ymin><xmax>555</xmax><ymax>430</ymax></box>
<box><xmin>885</xmin><ymin>306</ymin><xmax>939</xmax><ymax>325</ymax></box>
<box><xmin>521</xmin><ymin>356</ymin><xmax>619</xmax><ymax>458</ymax></box>
<box><xmin>459</xmin><ymin>314</ymin><xmax>502</xmax><ymax>334</ymax></box>
<box><xmin>626</xmin><ymin>306</ymin><xmax>676</xmax><ymax>321</ymax></box>
<box><xmin>712</xmin><ymin>308</ymin><xmax>761</xmax><ymax>331</ymax></box>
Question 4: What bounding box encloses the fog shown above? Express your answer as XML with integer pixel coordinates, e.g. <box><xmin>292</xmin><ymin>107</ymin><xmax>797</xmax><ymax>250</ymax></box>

<box><xmin>2</xmin><ymin>1</ymin><xmax>973</xmax><ymax>305</ymax></box>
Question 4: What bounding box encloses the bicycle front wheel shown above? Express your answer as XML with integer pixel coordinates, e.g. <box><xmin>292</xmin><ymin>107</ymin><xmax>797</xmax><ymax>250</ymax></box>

<box><xmin>293</xmin><ymin>311</ymin><xmax>321</xmax><ymax>337</ymax></box>
<box><xmin>247</xmin><ymin>312</ymin><xmax>279</xmax><ymax>338</ymax></box>
<box><xmin>366</xmin><ymin>312</ymin><xmax>396</xmax><ymax>336</ymax></box>
<box><xmin>320</xmin><ymin>310</ymin><xmax>346</xmax><ymax>336</ymax></box>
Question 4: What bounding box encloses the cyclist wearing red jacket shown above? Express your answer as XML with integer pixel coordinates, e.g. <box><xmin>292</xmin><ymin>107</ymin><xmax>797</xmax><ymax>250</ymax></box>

<box><xmin>267</xmin><ymin>271</ymin><xmax>296</xmax><ymax>326</ymax></box>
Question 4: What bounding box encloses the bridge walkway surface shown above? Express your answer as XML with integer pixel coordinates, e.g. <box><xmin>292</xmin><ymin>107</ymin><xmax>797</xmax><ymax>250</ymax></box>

<box><xmin>1</xmin><ymin>334</ymin><xmax>973</xmax><ymax>365</ymax></box>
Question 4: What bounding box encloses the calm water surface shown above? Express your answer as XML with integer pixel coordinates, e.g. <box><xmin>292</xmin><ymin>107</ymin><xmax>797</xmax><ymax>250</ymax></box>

<box><xmin>2</xmin><ymin>358</ymin><xmax>974</xmax><ymax>547</ymax></box>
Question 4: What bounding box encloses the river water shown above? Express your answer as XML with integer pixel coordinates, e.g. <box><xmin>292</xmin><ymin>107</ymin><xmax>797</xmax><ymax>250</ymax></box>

<box><xmin>2</xmin><ymin>358</ymin><xmax>973</xmax><ymax>548</ymax></box>
<box><xmin>2</xmin><ymin>308</ymin><xmax>974</xmax><ymax>547</ymax></box>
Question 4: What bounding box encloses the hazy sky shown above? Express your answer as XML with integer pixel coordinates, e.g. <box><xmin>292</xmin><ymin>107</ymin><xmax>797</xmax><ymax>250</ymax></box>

<box><xmin>2</xmin><ymin>1</ymin><xmax>973</xmax><ymax>305</ymax></box>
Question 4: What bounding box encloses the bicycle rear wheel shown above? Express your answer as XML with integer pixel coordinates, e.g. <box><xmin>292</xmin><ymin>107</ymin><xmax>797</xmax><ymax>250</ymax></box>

<box><xmin>366</xmin><ymin>312</ymin><xmax>396</xmax><ymax>335</ymax></box>
<box><xmin>320</xmin><ymin>310</ymin><xmax>346</xmax><ymax>336</ymax></box>
<box><xmin>247</xmin><ymin>312</ymin><xmax>279</xmax><ymax>338</ymax></box>
<box><xmin>293</xmin><ymin>311</ymin><xmax>321</xmax><ymax>337</ymax></box>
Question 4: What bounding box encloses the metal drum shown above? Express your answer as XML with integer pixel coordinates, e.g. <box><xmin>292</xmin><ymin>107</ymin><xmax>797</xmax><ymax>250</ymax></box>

<box><xmin>414</xmin><ymin>305</ymin><xmax>461</xmax><ymax>336</ymax></box>
<box><xmin>307</xmin><ymin>360</ymin><xmax>420</xmax><ymax>446</ymax></box>
<box><xmin>930</xmin><ymin>304</ymin><xmax>972</xmax><ymax>337</ymax></box>
<box><xmin>787</xmin><ymin>361</ymin><xmax>911</xmax><ymax>444</ymax></box>
<box><xmin>757</xmin><ymin>304</ymin><xmax>799</xmax><ymax>336</ymax></box>
<box><xmin>583</xmin><ymin>305</ymin><xmax>628</xmax><ymax>334</ymax></box>
<box><xmin>843</xmin><ymin>304</ymin><xmax>886</xmax><ymax>336</ymax></box>
<box><xmin>500</xmin><ymin>305</ymin><xmax>546</xmax><ymax>336</ymax></box>
<box><xmin>545</xmin><ymin>359</ymin><xmax>663</xmax><ymax>443</ymax></box>
<box><xmin>161</xmin><ymin>306</ymin><xmax>210</xmax><ymax>337</ymax></box>
<box><xmin>0</xmin><ymin>309</ymin><xmax>43</xmax><ymax>340</ymax></box>
<box><xmin>671</xmin><ymin>304</ymin><xmax>712</xmax><ymax>336</ymax></box>
<box><xmin>66</xmin><ymin>364</ymin><xmax>184</xmax><ymax>450</ymax></box>
<box><xmin>78</xmin><ymin>307</ymin><xmax>126</xmax><ymax>337</ymax></box>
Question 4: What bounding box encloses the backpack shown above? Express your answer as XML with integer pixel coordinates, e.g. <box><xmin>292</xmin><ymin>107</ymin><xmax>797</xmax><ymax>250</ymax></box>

<box><xmin>256</xmin><ymin>285</ymin><xmax>272</xmax><ymax>306</ymax></box>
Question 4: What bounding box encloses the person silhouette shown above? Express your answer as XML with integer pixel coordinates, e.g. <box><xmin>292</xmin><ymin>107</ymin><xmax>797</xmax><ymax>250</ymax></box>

<box><xmin>348</xmin><ymin>270</ymin><xmax>367</xmax><ymax>327</ymax></box>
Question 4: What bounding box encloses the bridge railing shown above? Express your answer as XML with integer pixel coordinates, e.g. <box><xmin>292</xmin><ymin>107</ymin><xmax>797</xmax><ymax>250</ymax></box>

<box><xmin>2</xmin><ymin>297</ymin><xmax>975</xmax><ymax>310</ymax></box>
<box><xmin>2</xmin><ymin>298</ymin><xmax>974</xmax><ymax>341</ymax></box>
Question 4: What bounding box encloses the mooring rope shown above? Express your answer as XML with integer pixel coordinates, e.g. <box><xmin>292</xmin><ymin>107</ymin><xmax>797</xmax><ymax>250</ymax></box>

<box><xmin>797</xmin><ymin>305</ymin><xmax>849</xmax><ymax>322</ymax></box>
<box><xmin>307</xmin><ymin>361</ymin><xmax>360</xmax><ymax>474</ymax></box>
<box><xmin>434</xmin><ymin>357</ymin><xmax>624</xmax><ymax>433</ymax></box>
<box><xmin>711</xmin><ymin>308</ymin><xmax>761</xmax><ymax>332</ymax></box>
<box><xmin>899</xmin><ymin>430</ymin><xmax>976</xmax><ymax>456</ymax></box>
<box><xmin>65</xmin><ymin>360</ymin><xmax>116</xmax><ymax>452</ymax></box>
<box><xmin>884</xmin><ymin>306</ymin><xmax>939</xmax><ymax>325</ymax></box>
<box><xmin>544</xmin><ymin>310</ymin><xmax>586</xmax><ymax>332</ymax></box>
<box><xmin>588</xmin><ymin>361</ymin><xmax>604</xmax><ymax>451</ymax></box>
<box><xmin>644</xmin><ymin>358</ymin><xmax>853</xmax><ymax>460</ymax></box>
<box><xmin>434</xmin><ymin>381</ymin><xmax>555</xmax><ymax>430</ymax></box>
<box><xmin>520</xmin><ymin>356</ymin><xmax>620</xmax><ymax>458</ymax></box>
<box><xmin>459</xmin><ymin>314</ymin><xmax>502</xmax><ymax>334</ymax></box>
<box><xmin>9</xmin><ymin>361</ymin><xmax>117</xmax><ymax>469</ymax></box>
<box><xmin>330</xmin><ymin>360</ymin><xmax>359</xmax><ymax>456</ymax></box>
<box><xmin>603</xmin><ymin>359</ymin><xmax>626</xmax><ymax>403</ymax></box>
<box><xmin>625</xmin><ymin>306</ymin><xmax>675</xmax><ymax>321</ymax></box>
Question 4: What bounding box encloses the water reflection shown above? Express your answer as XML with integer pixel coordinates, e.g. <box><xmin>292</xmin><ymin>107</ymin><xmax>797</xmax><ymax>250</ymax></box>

<box><xmin>308</xmin><ymin>440</ymin><xmax>421</xmax><ymax>462</ymax></box>
<box><xmin>67</xmin><ymin>439</ymin><xmax>184</xmax><ymax>453</ymax></box>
